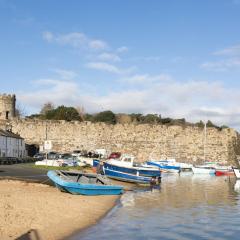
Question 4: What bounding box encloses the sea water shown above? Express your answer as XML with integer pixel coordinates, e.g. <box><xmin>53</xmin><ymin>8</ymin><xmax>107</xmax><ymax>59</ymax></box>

<box><xmin>69</xmin><ymin>173</ymin><xmax>240</xmax><ymax>240</ymax></box>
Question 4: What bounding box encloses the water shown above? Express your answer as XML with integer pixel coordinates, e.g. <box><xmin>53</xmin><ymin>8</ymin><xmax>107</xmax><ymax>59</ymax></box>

<box><xmin>69</xmin><ymin>173</ymin><xmax>240</xmax><ymax>240</ymax></box>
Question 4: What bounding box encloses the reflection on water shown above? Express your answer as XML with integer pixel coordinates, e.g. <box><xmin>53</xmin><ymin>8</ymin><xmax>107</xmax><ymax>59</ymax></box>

<box><xmin>69</xmin><ymin>174</ymin><xmax>240</xmax><ymax>240</ymax></box>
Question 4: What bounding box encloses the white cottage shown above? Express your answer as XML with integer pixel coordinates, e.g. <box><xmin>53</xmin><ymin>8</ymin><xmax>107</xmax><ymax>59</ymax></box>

<box><xmin>0</xmin><ymin>129</ymin><xmax>26</xmax><ymax>158</ymax></box>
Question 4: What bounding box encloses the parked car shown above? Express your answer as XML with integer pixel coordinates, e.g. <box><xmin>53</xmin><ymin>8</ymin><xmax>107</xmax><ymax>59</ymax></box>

<box><xmin>33</xmin><ymin>153</ymin><xmax>45</xmax><ymax>161</ymax></box>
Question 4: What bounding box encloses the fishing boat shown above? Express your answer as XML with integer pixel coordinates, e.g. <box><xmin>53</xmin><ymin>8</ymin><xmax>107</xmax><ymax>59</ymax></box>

<box><xmin>103</xmin><ymin>154</ymin><xmax>161</xmax><ymax>184</ymax></box>
<box><xmin>233</xmin><ymin>168</ymin><xmax>240</xmax><ymax>179</ymax></box>
<box><xmin>146</xmin><ymin>159</ymin><xmax>181</xmax><ymax>173</ymax></box>
<box><xmin>47</xmin><ymin>170</ymin><xmax>123</xmax><ymax>195</ymax></box>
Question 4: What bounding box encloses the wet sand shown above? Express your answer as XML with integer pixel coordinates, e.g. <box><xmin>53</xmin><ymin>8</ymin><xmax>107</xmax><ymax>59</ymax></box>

<box><xmin>0</xmin><ymin>180</ymin><xmax>119</xmax><ymax>240</ymax></box>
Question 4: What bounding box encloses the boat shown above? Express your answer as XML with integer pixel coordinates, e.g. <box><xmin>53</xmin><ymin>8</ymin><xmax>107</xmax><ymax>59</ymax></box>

<box><xmin>35</xmin><ymin>158</ymin><xmax>78</xmax><ymax>167</ymax></box>
<box><xmin>215</xmin><ymin>169</ymin><xmax>234</xmax><ymax>176</ymax></box>
<box><xmin>35</xmin><ymin>159</ymin><xmax>63</xmax><ymax>167</ymax></box>
<box><xmin>103</xmin><ymin>154</ymin><xmax>161</xmax><ymax>184</ymax></box>
<box><xmin>192</xmin><ymin>166</ymin><xmax>216</xmax><ymax>175</ymax></box>
<box><xmin>146</xmin><ymin>159</ymin><xmax>181</xmax><ymax>173</ymax></box>
<box><xmin>233</xmin><ymin>168</ymin><xmax>240</xmax><ymax>179</ymax></box>
<box><xmin>215</xmin><ymin>165</ymin><xmax>234</xmax><ymax>176</ymax></box>
<box><xmin>47</xmin><ymin>170</ymin><xmax>123</xmax><ymax>195</ymax></box>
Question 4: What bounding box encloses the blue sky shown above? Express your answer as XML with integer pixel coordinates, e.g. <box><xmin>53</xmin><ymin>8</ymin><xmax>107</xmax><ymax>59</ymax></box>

<box><xmin>1</xmin><ymin>0</ymin><xmax>240</xmax><ymax>128</ymax></box>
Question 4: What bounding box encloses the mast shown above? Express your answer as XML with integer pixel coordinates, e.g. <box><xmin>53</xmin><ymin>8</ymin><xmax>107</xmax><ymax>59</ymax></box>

<box><xmin>203</xmin><ymin>122</ymin><xmax>207</xmax><ymax>162</ymax></box>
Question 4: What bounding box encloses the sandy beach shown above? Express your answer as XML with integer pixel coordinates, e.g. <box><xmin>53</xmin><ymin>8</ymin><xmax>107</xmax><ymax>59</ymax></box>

<box><xmin>0</xmin><ymin>179</ymin><xmax>119</xmax><ymax>240</ymax></box>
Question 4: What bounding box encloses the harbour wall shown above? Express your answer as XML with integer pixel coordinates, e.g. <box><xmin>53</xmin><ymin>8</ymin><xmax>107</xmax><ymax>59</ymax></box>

<box><xmin>6</xmin><ymin>119</ymin><xmax>240</xmax><ymax>164</ymax></box>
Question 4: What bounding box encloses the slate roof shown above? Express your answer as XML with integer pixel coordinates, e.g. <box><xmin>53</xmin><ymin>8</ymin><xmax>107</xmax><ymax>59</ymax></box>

<box><xmin>0</xmin><ymin>129</ymin><xmax>23</xmax><ymax>139</ymax></box>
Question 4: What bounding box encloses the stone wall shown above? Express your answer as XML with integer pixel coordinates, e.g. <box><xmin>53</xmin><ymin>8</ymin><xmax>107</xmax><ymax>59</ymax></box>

<box><xmin>9</xmin><ymin>119</ymin><xmax>239</xmax><ymax>164</ymax></box>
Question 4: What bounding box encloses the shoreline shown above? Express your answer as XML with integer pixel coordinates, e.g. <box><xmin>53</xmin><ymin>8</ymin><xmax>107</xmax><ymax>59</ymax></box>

<box><xmin>65</xmin><ymin>196</ymin><xmax>121</xmax><ymax>240</ymax></box>
<box><xmin>0</xmin><ymin>179</ymin><xmax>119</xmax><ymax>240</ymax></box>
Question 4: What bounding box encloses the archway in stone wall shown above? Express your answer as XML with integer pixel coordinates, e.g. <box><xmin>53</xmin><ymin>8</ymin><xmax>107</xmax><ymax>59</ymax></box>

<box><xmin>26</xmin><ymin>144</ymin><xmax>39</xmax><ymax>157</ymax></box>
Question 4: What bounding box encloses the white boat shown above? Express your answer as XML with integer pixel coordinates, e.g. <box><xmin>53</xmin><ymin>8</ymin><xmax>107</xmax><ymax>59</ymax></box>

<box><xmin>233</xmin><ymin>168</ymin><xmax>240</xmax><ymax>179</ymax></box>
<box><xmin>76</xmin><ymin>156</ymin><xmax>95</xmax><ymax>166</ymax></box>
<box><xmin>35</xmin><ymin>159</ymin><xmax>63</xmax><ymax>167</ymax></box>
<box><xmin>192</xmin><ymin>166</ymin><xmax>216</xmax><ymax>175</ymax></box>
<box><xmin>147</xmin><ymin>158</ymin><xmax>193</xmax><ymax>173</ymax></box>
<box><xmin>35</xmin><ymin>158</ymin><xmax>78</xmax><ymax>167</ymax></box>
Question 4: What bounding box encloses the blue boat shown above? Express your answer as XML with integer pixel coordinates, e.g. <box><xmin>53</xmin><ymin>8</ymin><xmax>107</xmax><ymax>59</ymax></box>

<box><xmin>146</xmin><ymin>160</ymin><xmax>181</xmax><ymax>173</ymax></box>
<box><xmin>47</xmin><ymin>170</ymin><xmax>124</xmax><ymax>195</ymax></box>
<box><xmin>103</xmin><ymin>155</ymin><xmax>161</xmax><ymax>184</ymax></box>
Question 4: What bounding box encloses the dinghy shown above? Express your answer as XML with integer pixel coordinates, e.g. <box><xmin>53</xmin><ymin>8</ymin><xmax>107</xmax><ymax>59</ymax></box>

<box><xmin>47</xmin><ymin>170</ymin><xmax>123</xmax><ymax>195</ymax></box>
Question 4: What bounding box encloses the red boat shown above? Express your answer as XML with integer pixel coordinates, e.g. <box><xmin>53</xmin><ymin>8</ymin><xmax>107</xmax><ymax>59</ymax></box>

<box><xmin>215</xmin><ymin>170</ymin><xmax>234</xmax><ymax>176</ymax></box>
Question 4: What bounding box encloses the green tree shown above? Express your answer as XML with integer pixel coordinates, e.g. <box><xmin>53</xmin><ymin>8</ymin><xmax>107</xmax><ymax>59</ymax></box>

<box><xmin>84</xmin><ymin>113</ymin><xmax>94</xmax><ymax>121</ymax></box>
<box><xmin>40</xmin><ymin>102</ymin><xmax>55</xmax><ymax>115</ymax></box>
<box><xmin>206</xmin><ymin>120</ymin><xmax>217</xmax><ymax>128</ymax></box>
<box><xmin>160</xmin><ymin>117</ymin><xmax>172</xmax><ymax>124</ymax></box>
<box><xmin>130</xmin><ymin>113</ymin><xmax>143</xmax><ymax>123</ymax></box>
<box><xmin>93</xmin><ymin>110</ymin><xmax>116</xmax><ymax>124</ymax></box>
<box><xmin>45</xmin><ymin>105</ymin><xmax>81</xmax><ymax>121</ymax></box>
<box><xmin>195</xmin><ymin>120</ymin><xmax>205</xmax><ymax>128</ymax></box>
<box><xmin>142</xmin><ymin>114</ymin><xmax>160</xmax><ymax>123</ymax></box>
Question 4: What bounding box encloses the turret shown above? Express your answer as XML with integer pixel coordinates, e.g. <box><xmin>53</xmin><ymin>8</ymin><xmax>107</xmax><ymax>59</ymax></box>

<box><xmin>0</xmin><ymin>94</ymin><xmax>16</xmax><ymax>120</ymax></box>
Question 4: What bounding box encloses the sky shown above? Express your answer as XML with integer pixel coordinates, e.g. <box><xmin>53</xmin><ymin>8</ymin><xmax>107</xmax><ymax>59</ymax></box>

<box><xmin>1</xmin><ymin>0</ymin><xmax>240</xmax><ymax>129</ymax></box>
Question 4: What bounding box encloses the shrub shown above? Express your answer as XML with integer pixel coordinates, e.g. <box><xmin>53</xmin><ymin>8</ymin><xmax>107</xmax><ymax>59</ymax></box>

<box><xmin>93</xmin><ymin>111</ymin><xmax>116</xmax><ymax>124</ymax></box>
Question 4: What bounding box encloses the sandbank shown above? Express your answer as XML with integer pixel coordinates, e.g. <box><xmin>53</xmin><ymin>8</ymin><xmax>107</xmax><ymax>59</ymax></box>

<box><xmin>0</xmin><ymin>180</ymin><xmax>119</xmax><ymax>240</ymax></box>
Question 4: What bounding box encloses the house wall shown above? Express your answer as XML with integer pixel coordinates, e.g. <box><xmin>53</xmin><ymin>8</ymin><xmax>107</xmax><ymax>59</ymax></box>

<box><xmin>0</xmin><ymin>135</ymin><xmax>26</xmax><ymax>158</ymax></box>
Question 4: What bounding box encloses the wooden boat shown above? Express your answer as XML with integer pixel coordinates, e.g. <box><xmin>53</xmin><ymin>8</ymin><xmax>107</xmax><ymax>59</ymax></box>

<box><xmin>47</xmin><ymin>170</ymin><xmax>123</xmax><ymax>195</ymax></box>
<box><xmin>233</xmin><ymin>168</ymin><xmax>240</xmax><ymax>179</ymax></box>
<box><xmin>192</xmin><ymin>166</ymin><xmax>216</xmax><ymax>175</ymax></box>
<box><xmin>103</xmin><ymin>154</ymin><xmax>161</xmax><ymax>184</ymax></box>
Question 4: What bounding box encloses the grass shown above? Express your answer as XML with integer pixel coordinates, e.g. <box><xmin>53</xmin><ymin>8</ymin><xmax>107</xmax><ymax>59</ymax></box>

<box><xmin>25</xmin><ymin>163</ymin><xmax>93</xmax><ymax>171</ymax></box>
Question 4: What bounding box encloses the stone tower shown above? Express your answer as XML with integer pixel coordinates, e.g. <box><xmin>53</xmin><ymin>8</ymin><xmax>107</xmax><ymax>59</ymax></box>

<box><xmin>0</xmin><ymin>94</ymin><xmax>16</xmax><ymax>120</ymax></box>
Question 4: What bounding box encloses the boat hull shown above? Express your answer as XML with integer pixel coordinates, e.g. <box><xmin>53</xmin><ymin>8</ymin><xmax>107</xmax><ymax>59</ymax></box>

<box><xmin>103</xmin><ymin>162</ymin><xmax>161</xmax><ymax>177</ymax></box>
<box><xmin>103</xmin><ymin>168</ymin><xmax>157</xmax><ymax>184</ymax></box>
<box><xmin>215</xmin><ymin>170</ymin><xmax>234</xmax><ymax>176</ymax></box>
<box><xmin>233</xmin><ymin>168</ymin><xmax>240</xmax><ymax>179</ymax></box>
<box><xmin>47</xmin><ymin>170</ymin><xmax>123</xmax><ymax>195</ymax></box>
<box><xmin>192</xmin><ymin>167</ymin><xmax>215</xmax><ymax>175</ymax></box>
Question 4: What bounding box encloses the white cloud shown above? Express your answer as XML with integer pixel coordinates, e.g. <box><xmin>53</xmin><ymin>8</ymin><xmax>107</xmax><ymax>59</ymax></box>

<box><xmin>129</xmin><ymin>56</ymin><xmax>162</xmax><ymax>62</ymax></box>
<box><xmin>86</xmin><ymin>62</ymin><xmax>121</xmax><ymax>74</ymax></box>
<box><xmin>202</xmin><ymin>44</ymin><xmax>240</xmax><ymax>71</ymax></box>
<box><xmin>85</xmin><ymin>62</ymin><xmax>135</xmax><ymax>74</ymax></box>
<box><xmin>88</xmin><ymin>40</ymin><xmax>108</xmax><ymax>50</ymax></box>
<box><xmin>52</xmin><ymin>69</ymin><xmax>77</xmax><ymax>80</ymax></box>
<box><xmin>214</xmin><ymin>44</ymin><xmax>240</xmax><ymax>56</ymax></box>
<box><xmin>17</xmin><ymin>73</ymin><xmax>240</xmax><ymax>130</ymax></box>
<box><xmin>121</xmin><ymin>74</ymin><xmax>172</xmax><ymax>84</ymax></box>
<box><xmin>201</xmin><ymin>58</ymin><xmax>240</xmax><ymax>71</ymax></box>
<box><xmin>42</xmin><ymin>31</ymin><xmax>108</xmax><ymax>50</ymax></box>
<box><xmin>117</xmin><ymin>46</ymin><xmax>128</xmax><ymax>53</ymax></box>
<box><xmin>97</xmin><ymin>53</ymin><xmax>121</xmax><ymax>62</ymax></box>
<box><xmin>42</xmin><ymin>31</ymin><xmax>54</xmax><ymax>42</ymax></box>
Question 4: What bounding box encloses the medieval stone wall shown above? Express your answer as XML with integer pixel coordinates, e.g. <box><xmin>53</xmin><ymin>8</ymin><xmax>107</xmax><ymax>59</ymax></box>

<box><xmin>9</xmin><ymin>119</ymin><xmax>239</xmax><ymax>164</ymax></box>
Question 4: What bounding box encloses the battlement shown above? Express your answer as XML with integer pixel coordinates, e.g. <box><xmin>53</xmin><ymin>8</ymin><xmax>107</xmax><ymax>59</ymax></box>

<box><xmin>0</xmin><ymin>94</ymin><xmax>16</xmax><ymax>100</ymax></box>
